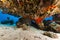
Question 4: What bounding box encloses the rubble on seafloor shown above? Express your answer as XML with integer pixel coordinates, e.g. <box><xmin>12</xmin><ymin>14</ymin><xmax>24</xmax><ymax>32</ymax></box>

<box><xmin>43</xmin><ymin>31</ymin><xmax>58</xmax><ymax>38</ymax></box>
<box><xmin>0</xmin><ymin>26</ymin><xmax>58</xmax><ymax>40</ymax></box>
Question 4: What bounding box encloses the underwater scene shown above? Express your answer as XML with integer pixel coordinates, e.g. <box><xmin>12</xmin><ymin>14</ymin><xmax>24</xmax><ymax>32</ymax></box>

<box><xmin>0</xmin><ymin>0</ymin><xmax>60</xmax><ymax>40</ymax></box>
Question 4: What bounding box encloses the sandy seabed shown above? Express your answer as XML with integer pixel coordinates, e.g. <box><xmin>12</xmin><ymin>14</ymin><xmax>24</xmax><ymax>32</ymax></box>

<box><xmin>0</xmin><ymin>24</ymin><xmax>60</xmax><ymax>40</ymax></box>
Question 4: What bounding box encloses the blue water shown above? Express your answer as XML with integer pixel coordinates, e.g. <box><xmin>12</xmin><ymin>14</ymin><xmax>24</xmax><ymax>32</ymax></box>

<box><xmin>44</xmin><ymin>16</ymin><xmax>53</xmax><ymax>21</ymax></box>
<box><xmin>0</xmin><ymin>9</ymin><xmax>53</xmax><ymax>27</ymax></box>
<box><xmin>0</xmin><ymin>9</ymin><xmax>20</xmax><ymax>26</ymax></box>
